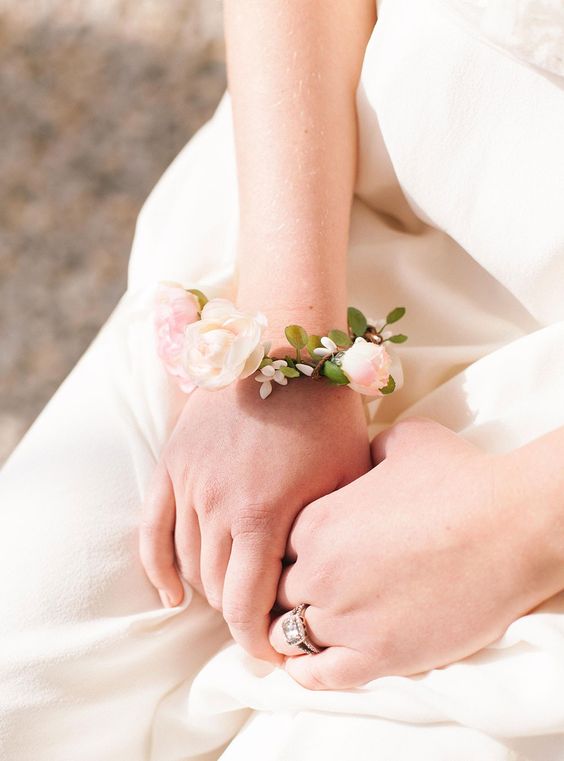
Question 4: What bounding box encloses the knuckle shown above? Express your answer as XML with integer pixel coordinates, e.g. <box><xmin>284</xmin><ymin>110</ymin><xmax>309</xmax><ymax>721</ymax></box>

<box><xmin>204</xmin><ymin>479</ymin><xmax>227</xmax><ymax>503</ymax></box>
<box><xmin>195</xmin><ymin>482</ymin><xmax>228</xmax><ymax>522</ymax></box>
<box><xmin>231</xmin><ymin>505</ymin><xmax>275</xmax><ymax>540</ymax></box>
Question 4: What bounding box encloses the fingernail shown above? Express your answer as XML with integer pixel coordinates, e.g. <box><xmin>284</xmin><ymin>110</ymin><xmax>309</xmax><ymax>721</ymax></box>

<box><xmin>158</xmin><ymin>589</ymin><xmax>172</xmax><ymax>608</ymax></box>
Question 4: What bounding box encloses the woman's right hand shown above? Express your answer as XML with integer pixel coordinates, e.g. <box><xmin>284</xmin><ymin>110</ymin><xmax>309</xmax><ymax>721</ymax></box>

<box><xmin>139</xmin><ymin>373</ymin><xmax>371</xmax><ymax>662</ymax></box>
<box><xmin>269</xmin><ymin>417</ymin><xmax>564</xmax><ymax>688</ymax></box>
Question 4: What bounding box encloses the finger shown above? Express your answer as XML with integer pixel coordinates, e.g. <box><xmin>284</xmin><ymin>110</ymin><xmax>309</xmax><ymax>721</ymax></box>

<box><xmin>275</xmin><ymin>562</ymin><xmax>306</xmax><ymax>611</ymax></box>
<box><xmin>174</xmin><ymin>504</ymin><xmax>204</xmax><ymax>597</ymax></box>
<box><xmin>285</xmin><ymin>533</ymin><xmax>299</xmax><ymax>564</ymax></box>
<box><xmin>285</xmin><ymin>502</ymin><xmax>321</xmax><ymax>562</ymax></box>
<box><xmin>199</xmin><ymin>527</ymin><xmax>232</xmax><ymax>611</ymax></box>
<box><xmin>139</xmin><ymin>462</ymin><xmax>185</xmax><ymax>608</ymax></box>
<box><xmin>269</xmin><ymin>605</ymin><xmax>331</xmax><ymax>656</ymax></box>
<box><xmin>284</xmin><ymin>646</ymin><xmax>369</xmax><ymax>691</ymax></box>
<box><xmin>222</xmin><ymin>516</ymin><xmax>286</xmax><ymax>663</ymax></box>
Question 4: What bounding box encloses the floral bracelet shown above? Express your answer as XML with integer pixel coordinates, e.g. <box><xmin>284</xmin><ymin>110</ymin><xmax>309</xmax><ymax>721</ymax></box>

<box><xmin>155</xmin><ymin>282</ymin><xmax>407</xmax><ymax>400</ymax></box>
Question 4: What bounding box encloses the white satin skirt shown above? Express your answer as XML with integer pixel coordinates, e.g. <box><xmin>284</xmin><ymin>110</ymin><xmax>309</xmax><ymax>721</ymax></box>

<box><xmin>2</xmin><ymin>0</ymin><xmax>564</xmax><ymax>758</ymax></box>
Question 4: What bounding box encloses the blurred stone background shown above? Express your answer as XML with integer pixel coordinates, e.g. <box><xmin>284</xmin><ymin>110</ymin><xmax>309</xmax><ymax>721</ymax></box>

<box><xmin>0</xmin><ymin>0</ymin><xmax>226</xmax><ymax>463</ymax></box>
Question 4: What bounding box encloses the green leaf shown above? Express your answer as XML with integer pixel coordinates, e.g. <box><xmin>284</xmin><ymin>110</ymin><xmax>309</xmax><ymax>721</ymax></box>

<box><xmin>259</xmin><ymin>357</ymin><xmax>273</xmax><ymax>369</ymax></box>
<box><xmin>347</xmin><ymin>307</ymin><xmax>368</xmax><ymax>337</ymax></box>
<box><xmin>187</xmin><ymin>288</ymin><xmax>208</xmax><ymax>310</ymax></box>
<box><xmin>322</xmin><ymin>361</ymin><xmax>349</xmax><ymax>385</ymax></box>
<box><xmin>285</xmin><ymin>324</ymin><xmax>308</xmax><ymax>350</ymax></box>
<box><xmin>284</xmin><ymin>355</ymin><xmax>297</xmax><ymax>369</ymax></box>
<box><xmin>380</xmin><ymin>375</ymin><xmax>396</xmax><ymax>395</ymax></box>
<box><xmin>280</xmin><ymin>366</ymin><xmax>300</xmax><ymax>378</ymax></box>
<box><xmin>385</xmin><ymin>307</ymin><xmax>406</xmax><ymax>325</ymax></box>
<box><xmin>328</xmin><ymin>329</ymin><xmax>352</xmax><ymax>347</ymax></box>
<box><xmin>306</xmin><ymin>334</ymin><xmax>323</xmax><ymax>359</ymax></box>
<box><xmin>387</xmin><ymin>334</ymin><xmax>408</xmax><ymax>343</ymax></box>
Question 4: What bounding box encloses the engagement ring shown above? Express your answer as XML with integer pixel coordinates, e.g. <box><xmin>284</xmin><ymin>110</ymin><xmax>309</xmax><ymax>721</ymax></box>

<box><xmin>282</xmin><ymin>603</ymin><xmax>321</xmax><ymax>655</ymax></box>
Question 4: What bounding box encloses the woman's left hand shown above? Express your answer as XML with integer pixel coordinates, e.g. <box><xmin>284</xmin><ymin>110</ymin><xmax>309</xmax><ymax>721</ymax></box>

<box><xmin>270</xmin><ymin>417</ymin><xmax>564</xmax><ymax>690</ymax></box>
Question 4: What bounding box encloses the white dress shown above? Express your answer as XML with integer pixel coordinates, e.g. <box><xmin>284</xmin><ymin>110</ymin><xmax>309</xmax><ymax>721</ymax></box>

<box><xmin>1</xmin><ymin>0</ymin><xmax>563</xmax><ymax>759</ymax></box>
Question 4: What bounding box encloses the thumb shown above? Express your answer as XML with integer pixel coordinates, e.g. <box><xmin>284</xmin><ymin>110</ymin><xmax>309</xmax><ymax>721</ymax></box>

<box><xmin>139</xmin><ymin>461</ymin><xmax>185</xmax><ymax>608</ymax></box>
<box><xmin>284</xmin><ymin>646</ymin><xmax>368</xmax><ymax>691</ymax></box>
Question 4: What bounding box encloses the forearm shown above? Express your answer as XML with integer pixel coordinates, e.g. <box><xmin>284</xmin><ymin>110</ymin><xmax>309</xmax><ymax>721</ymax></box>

<box><xmin>224</xmin><ymin>0</ymin><xmax>376</xmax><ymax>339</ymax></box>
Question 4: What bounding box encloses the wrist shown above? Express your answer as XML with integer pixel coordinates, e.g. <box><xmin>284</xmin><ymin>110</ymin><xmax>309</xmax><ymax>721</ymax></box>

<box><xmin>155</xmin><ymin>282</ymin><xmax>406</xmax><ymax>401</ymax></box>
<box><xmin>235</xmin><ymin>297</ymin><xmax>348</xmax><ymax>345</ymax></box>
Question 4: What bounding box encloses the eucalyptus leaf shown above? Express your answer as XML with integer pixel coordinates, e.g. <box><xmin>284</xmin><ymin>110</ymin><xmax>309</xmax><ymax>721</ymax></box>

<box><xmin>307</xmin><ymin>334</ymin><xmax>323</xmax><ymax>359</ymax></box>
<box><xmin>380</xmin><ymin>375</ymin><xmax>396</xmax><ymax>395</ymax></box>
<box><xmin>385</xmin><ymin>307</ymin><xmax>406</xmax><ymax>325</ymax></box>
<box><xmin>328</xmin><ymin>329</ymin><xmax>352</xmax><ymax>347</ymax></box>
<box><xmin>347</xmin><ymin>307</ymin><xmax>368</xmax><ymax>337</ymax></box>
<box><xmin>187</xmin><ymin>288</ymin><xmax>208</xmax><ymax>310</ymax></box>
<box><xmin>322</xmin><ymin>361</ymin><xmax>349</xmax><ymax>385</ymax></box>
<box><xmin>280</xmin><ymin>366</ymin><xmax>300</xmax><ymax>378</ymax></box>
<box><xmin>387</xmin><ymin>334</ymin><xmax>408</xmax><ymax>343</ymax></box>
<box><xmin>285</xmin><ymin>324</ymin><xmax>308</xmax><ymax>350</ymax></box>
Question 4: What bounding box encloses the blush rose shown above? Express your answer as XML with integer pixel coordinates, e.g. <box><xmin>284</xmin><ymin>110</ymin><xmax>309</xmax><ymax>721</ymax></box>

<box><xmin>182</xmin><ymin>299</ymin><xmax>267</xmax><ymax>390</ymax></box>
<box><xmin>340</xmin><ymin>336</ymin><xmax>392</xmax><ymax>395</ymax></box>
<box><xmin>155</xmin><ymin>282</ymin><xmax>200</xmax><ymax>392</ymax></box>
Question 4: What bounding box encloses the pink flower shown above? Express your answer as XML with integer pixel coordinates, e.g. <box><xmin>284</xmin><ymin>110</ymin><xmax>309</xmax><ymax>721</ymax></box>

<box><xmin>183</xmin><ymin>299</ymin><xmax>267</xmax><ymax>390</ymax></box>
<box><xmin>340</xmin><ymin>337</ymin><xmax>392</xmax><ymax>396</ymax></box>
<box><xmin>155</xmin><ymin>282</ymin><xmax>200</xmax><ymax>392</ymax></box>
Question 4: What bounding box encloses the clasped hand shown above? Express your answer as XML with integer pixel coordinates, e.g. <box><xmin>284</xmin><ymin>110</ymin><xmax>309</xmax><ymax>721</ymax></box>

<box><xmin>140</xmin><ymin>377</ymin><xmax>370</xmax><ymax>662</ymax></box>
<box><xmin>141</xmin><ymin>386</ymin><xmax>556</xmax><ymax>688</ymax></box>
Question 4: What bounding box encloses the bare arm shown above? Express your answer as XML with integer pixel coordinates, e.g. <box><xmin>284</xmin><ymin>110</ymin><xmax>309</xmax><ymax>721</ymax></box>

<box><xmin>225</xmin><ymin>0</ymin><xmax>376</xmax><ymax>337</ymax></box>
<box><xmin>140</xmin><ymin>2</ymin><xmax>376</xmax><ymax>661</ymax></box>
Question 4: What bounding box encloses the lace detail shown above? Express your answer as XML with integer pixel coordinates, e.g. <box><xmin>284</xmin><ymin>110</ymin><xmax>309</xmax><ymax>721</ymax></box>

<box><xmin>446</xmin><ymin>0</ymin><xmax>564</xmax><ymax>76</ymax></box>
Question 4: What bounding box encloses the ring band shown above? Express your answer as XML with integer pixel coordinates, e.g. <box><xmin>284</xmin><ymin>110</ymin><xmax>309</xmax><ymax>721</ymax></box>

<box><xmin>282</xmin><ymin>603</ymin><xmax>321</xmax><ymax>654</ymax></box>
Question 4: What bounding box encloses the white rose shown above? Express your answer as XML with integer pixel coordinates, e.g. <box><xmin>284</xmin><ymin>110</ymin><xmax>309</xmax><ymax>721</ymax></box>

<box><xmin>340</xmin><ymin>336</ymin><xmax>393</xmax><ymax>395</ymax></box>
<box><xmin>182</xmin><ymin>299</ymin><xmax>267</xmax><ymax>390</ymax></box>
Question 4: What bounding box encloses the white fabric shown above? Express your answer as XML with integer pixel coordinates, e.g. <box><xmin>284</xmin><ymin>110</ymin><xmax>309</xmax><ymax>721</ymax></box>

<box><xmin>439</xmin><ymin>0</ymin><xmax>564</xmax><ymax>76</ymax></box>
<box><xmin>2</xmin><ymin>0</ymin><xmax>564</xmax><ymax>759</ymax></box>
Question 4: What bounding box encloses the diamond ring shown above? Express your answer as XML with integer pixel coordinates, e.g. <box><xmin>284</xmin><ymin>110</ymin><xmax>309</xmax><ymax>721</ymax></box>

<box><xmin>281</xmin><ymin>603</ymin><xmax>321</xmax><ymax>654</ymax></box>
